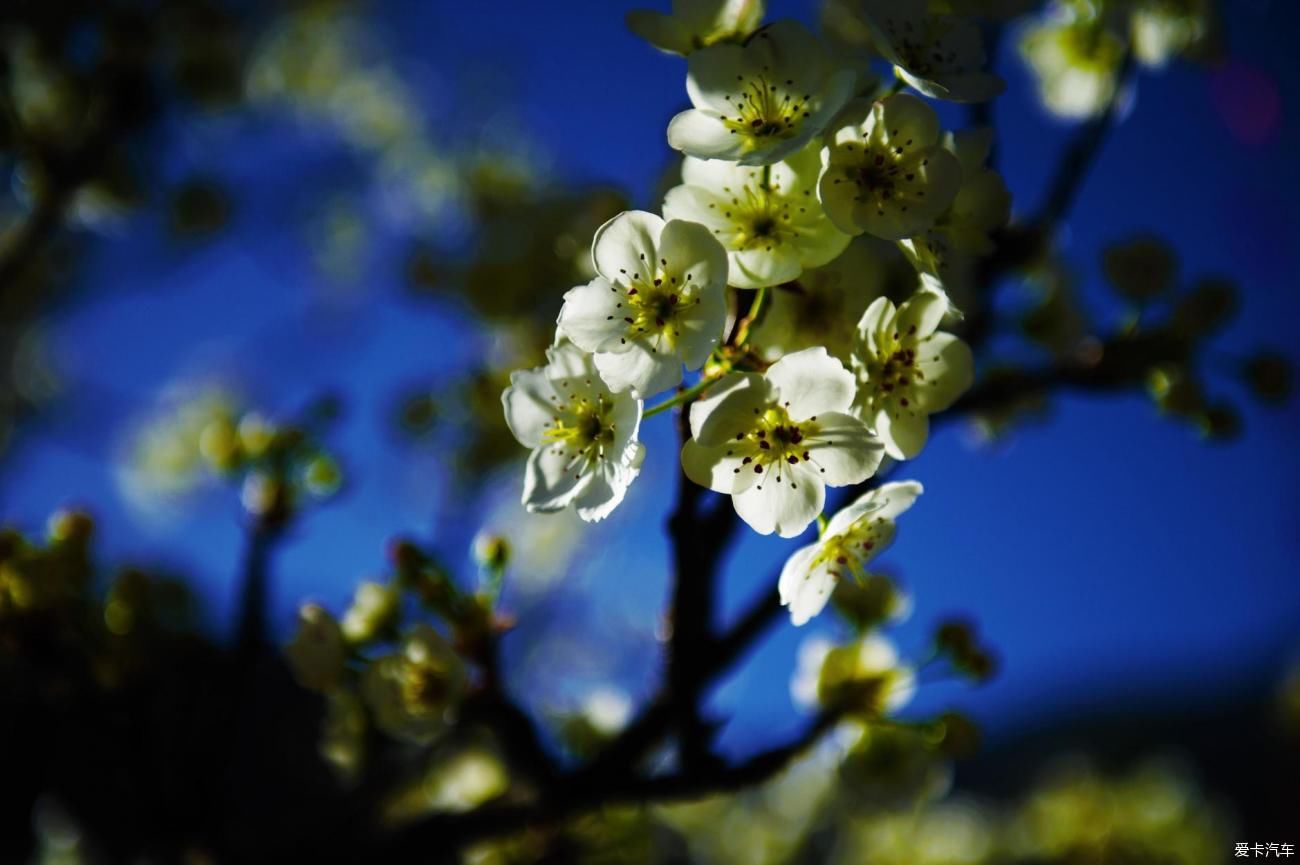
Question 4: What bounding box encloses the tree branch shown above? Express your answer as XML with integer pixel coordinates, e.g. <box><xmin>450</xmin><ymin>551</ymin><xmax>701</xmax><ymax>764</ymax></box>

<box><xmin>377</xmin><ymin>710</ymin><xmax>841</xmax><ymax>856</ymax></box>
<box><xmin>1033</xmin><ymin>52</ymin><xmax>1135</xmax><ymax>229</ymax></box>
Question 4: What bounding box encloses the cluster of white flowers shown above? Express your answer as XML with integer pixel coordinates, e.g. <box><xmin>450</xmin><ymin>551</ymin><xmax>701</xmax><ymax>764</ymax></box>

<box><xmin>501</xmin><ymin>1</ymin><xmax>1010</xmax><ymax>626</ymax></box>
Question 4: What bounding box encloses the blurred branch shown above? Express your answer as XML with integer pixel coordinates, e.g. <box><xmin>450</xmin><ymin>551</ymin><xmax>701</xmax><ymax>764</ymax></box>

<box><xmin>1033</xmin><ymin>52</ymin><xmax>1136</xmax><ymax>229</ymax></box>
<box><xmin>379</xmin><ymin>709</ymin><xmax>841</xmax><ymax>856</ymax></box>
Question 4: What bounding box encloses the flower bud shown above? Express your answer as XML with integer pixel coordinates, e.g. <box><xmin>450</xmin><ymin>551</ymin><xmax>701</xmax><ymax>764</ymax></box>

<box><xmin>286</xmin><ymin>603</ymin><xmax>346</xmax><ymax>692</ymax></box>
<box><xmin>472</xmin><ymin>532</ymin><xmax>510</xmax><ymax>572</ymax></box>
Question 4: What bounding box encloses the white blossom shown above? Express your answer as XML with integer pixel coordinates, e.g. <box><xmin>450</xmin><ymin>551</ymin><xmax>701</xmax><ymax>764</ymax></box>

<box><xmin>667</xmin><ymin>21</ymin><xmax>855</xmax><ymax>166</ymax></box>
<box><xmin>850</xmin><ymin>286</ymin><xmax>973</xmax><ymax>460</ymax></box>
<box><xmin>681</xmin><ymin>347</ymin><xmax>884</xmax><ymax>538</ymax></box>
<box><xmin>502</xmin><ymin>340</ymin><xmax>644</xmax><ymax>523</ymax></box>
<box><xmin>779</xmin><ymin>481</ymin><xmax>922</xmax><ymax>626</ymax></box>
<box><xmin>626</xmin><ymin>0</ymin><xmax>765</xmax><ymax>56</ymax></box>
<box><xmin>663</xmin><ymin>141</ymin><xmax>850</xmax><ymax>288</ymax></box>
<box><xmin>858</xmin><ymin>0</ymin><xmax>1004</xmax><ymax>102</ymax></box>
<box><xmin>1020</xmin><ymin>13</ymin><xmax>1125</xmax><ymax>120</ymax></box>
<box><xmin>819</xmin><ymin>94</ymin><xmax>962</xmax><ymax>241</ymax></box>
<box><xmin>557</xmin><ymin>210</ymin><xmax>728</xmax><ymax>398</ymax></box>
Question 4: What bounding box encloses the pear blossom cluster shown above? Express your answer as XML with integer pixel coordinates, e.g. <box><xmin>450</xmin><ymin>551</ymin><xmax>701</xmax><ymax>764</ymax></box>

<box><xmin>501</xmin><ymin>1</ymin><xmax>1014</xmax><ymax>626</ymax></box>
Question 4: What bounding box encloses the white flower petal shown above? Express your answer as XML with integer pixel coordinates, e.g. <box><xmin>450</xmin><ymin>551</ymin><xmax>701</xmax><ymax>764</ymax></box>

<box><xmin>574</xmin><ymin>443</ymin><xmax>644</xmax><ymax>523</ymax></box>
<box><xmin>522</xmin><ymin>445</ymin><xmax>594</xmax><ymax>513</ymax></box>
<box><xmin>688</xmin><ymin>372</ymin><xmax>771</xmax><ymax>447</ymax></box>
<box><xmin>896</xmin><ymin>287</ymin><xmax>949</xmax><ymax>342</ymax></box>
<box><xmin>681</xmin><ymin>438</ymin><xmax>760</xmax><ymax>495</ymax></box>
<box><xmin>660</xmin><ymin>218</ymin><xmax>730</xmax><ymax>294</ymax></box>
<box><xmin>594</xmin><ymin>342</ymin><xmax>682</xmax><ymax>398</ymax></box>
<box><xmin>853</xmin><ymin>295</ymin><xmax>895</xmax><ymax>362</ymax></box>
<box><xmin>667</xmin><ymin>110</ymin><xmax>748</xmax><ymax>162</ymax></box>
<box><xmin>765</xmin><ymin>347</ymin><xmax>856</xmax><ymax>419</ymax></box>
<box><xmin>825</xmin><ymin>480</ymin><xmax>923</xmax><ymax>536</ymax></box>
<box><xmin>557</xmin><ymin>277</ymin><xmax>627</xmax><ymax>353</ymax></box>
<box><xmin>626</xmin><ymin>9</ymin><xmax>693</xmax><ymax>54</ymax></box>
<box><xmin>914</xmin><ymin>331</ymin><xmax>974</xmax><ymax>412</ymax></box>
<box><xmin>783</xmin><ymin>554</ymin><xmax>837</xmax><ymax>627</ymax></box>
<box><xmin>731</xmin><ymin>246</ymin><xmax>803</xmax><ymax>289</ymax></box>
<box><xmin>732</xmin><ymin>461</ymin><xmax>824</xmax><ymax>537</ymax></box>
<box><xmin>592</xmin><ymin>211</ymin><xmax>665</xmax><ymax>285</ymax></box>
<box><xmin>676</xmin><ymin>281</ymin><xmax>728</xmax><ymax>369</ymax></box>
<box><xmin>804</xmin><ymin>411</ymin><xmax>883</xmax><ymax>486</ymax></box>
<box><xmin>502</xmin><ymin>367</ymin><xmax>558</xmax><ymax>448</ymax></box>
<box><xmin>874</xmin><ymin>404</ymin><xmax>930</xmax><ymax>461</ymax></box>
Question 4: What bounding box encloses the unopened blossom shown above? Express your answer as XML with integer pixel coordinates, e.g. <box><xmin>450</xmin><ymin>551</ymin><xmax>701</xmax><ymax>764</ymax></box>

<box><xmin>286</xmin><ymin>602</ymin><xmax>346</xmax><ymax>691</ymax></box>
<box><xmin>362</xmin><ymin>624</ymin><xmax>466</xmax><ymax>745</ymax></box>
<box><xmin>858</xmin><ymin>0</ymin><xmax>1004</xmax><ymax>102</ymax></box>
<box><xmin>898</xmin><ymin>128</ymin><xmax>1012</xmax><ymax>279</ymax></box>
<box><xmin>557</xmin><ymin>211</ymin><xmax>728</xmax><ymax>398</ymax></box>
<box><xmin>681</xmin><ymin>347</ymin><xmax>883</xmax><ymax>537</ymax></box>
<box><xmin>779</xmin><ymin>481</ymin><xmax>922</xmax><ymax>625</ymax></box>
<box><xmin>626</xmin><ymin>0</ymin><xmax>765</xmax><ymax>56</ymax></box>
<box><xmin>667</xmin><ymin>20</ymin><xmax>855</xmax><ymax>166</ymax></box>
<box><xmin>851</xmin><ymin>287</ymin><xmax>973</xmax><ymax>459</ymax></box>
<box><xmin>819</xmin><ymin>94</ymin><xmax>962</xmax><ymax>241</ymax></box>
<box><xmin>791</xmin><ymin>631</ymin><xmax>916</xmax><ymax>714</ymax></box>
<box><xmin>502</xmin><ymin>340</ymin><xmax>644</xmax><ymax>523</ymax></box>
<box><xmin>663</xmin><ymin>142</ymin><xmax>850</xmax><ymax>289</ymax></box>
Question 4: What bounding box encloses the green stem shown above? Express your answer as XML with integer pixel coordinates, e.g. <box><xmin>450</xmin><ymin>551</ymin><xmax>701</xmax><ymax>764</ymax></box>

<box><xmin>733</xmin><ymin>285</ymin><xmax>767</xmax><ymax>347</ymax></box>
<box><xmin>644</xmin><ymin>374</ymin><xmax>723</xmax><ymax>418</ymax></box>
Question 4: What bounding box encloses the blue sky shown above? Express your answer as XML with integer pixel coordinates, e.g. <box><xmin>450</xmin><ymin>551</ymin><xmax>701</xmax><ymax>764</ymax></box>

<box><xmin>3</xmin><ymin>0</ymin><xmax>1298</xmax><ymax>754</ymax></box>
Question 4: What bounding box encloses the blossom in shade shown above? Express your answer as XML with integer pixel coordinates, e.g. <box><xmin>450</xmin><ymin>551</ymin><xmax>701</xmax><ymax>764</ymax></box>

<box><xmin>850</xmin><ymin>286</ymin><xmax>973</xmax><ymax>459</ymax></box>
<box><xmin>668</xmin><ymin>21</ymin><xmax>855</xmax><ymax>166</ymax></box>
<box><xmin>819</xmin><ymin>94</ymin><xmax>962</xmax><ymax>240</ymax></box>
<box><xmin>626</xmin><ymin>0</ymin><xmax>765</xmax><ymax>56</ymax></box>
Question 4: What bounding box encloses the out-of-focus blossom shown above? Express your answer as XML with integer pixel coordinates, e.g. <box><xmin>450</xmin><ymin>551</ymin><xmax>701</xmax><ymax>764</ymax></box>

<box><xmin>791</xmin><ymin>632</ymin><xmax>916</xmax><ymax>714</ymax></box>
<box><xmin>858</xmin><ymin>0</ymin><xmax>1004</xmax><ymax>102</ymax></box>
<box><xmin>341</xmin><ymin>581</ymin><xmax>401</xmax><ymax>644</ymax></box>
<box><xmin>361</xmin><ymin>624</ymin><xmax>466</xmax><ymax>745</ymax></box>
<box><xmin>286</xmin><ymin>603</ymin><xmax>347</xmax><ymax>692</ymax></box>
<box><xmin>1020</xmin><ymin>8</ymin><xmax>1125</xmax><ymax>119</ymax></box>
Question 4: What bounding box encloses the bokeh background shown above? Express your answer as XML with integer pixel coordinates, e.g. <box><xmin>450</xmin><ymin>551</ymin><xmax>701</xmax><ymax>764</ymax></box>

<box><xmin>2</xmin><ymin>0</ymin><xmax>1299</xmax><ymax>854</ymax></box>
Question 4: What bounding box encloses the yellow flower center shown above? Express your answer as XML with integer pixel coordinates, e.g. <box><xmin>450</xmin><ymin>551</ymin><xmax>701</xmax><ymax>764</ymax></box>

<box><xmin>722</xmin><ymin>405</ymin><xmax>828</xmax><ymax>491</ymax></box>
<box><xmin>718</xmin><ymin>72</ymin><xmax>813</xmax><ymax>149</ymax></box>
<box><xmin>609</xmin><ymin>256</ymin><xmax>704</xmax><ymax>352</ymax></box>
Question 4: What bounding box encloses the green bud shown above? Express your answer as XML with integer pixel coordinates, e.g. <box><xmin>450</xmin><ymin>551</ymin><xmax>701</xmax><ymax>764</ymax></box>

<box><xmin>1198</xmin><ymin>403</ymin><xmax>1241</xmax><ymax>442</ymax></box>
<box><xmin>1172</xmin><ymin>278</ymin><xmax>1236</xmax><ymax>339</ymax></box>
<box><xmin>472</xmin><ymin>532</ymin><xmax>511</xmax><ymax>572</ymax></box>
<box><xmin>1102</xmin><ymin>234</ymin><xmax>1177</xmax><ymax>303</ymax></box>
<box><xmin>1243</xmin><ymin>351</ymin><xmax>1292</xmax><ymax>405</ymax></box>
